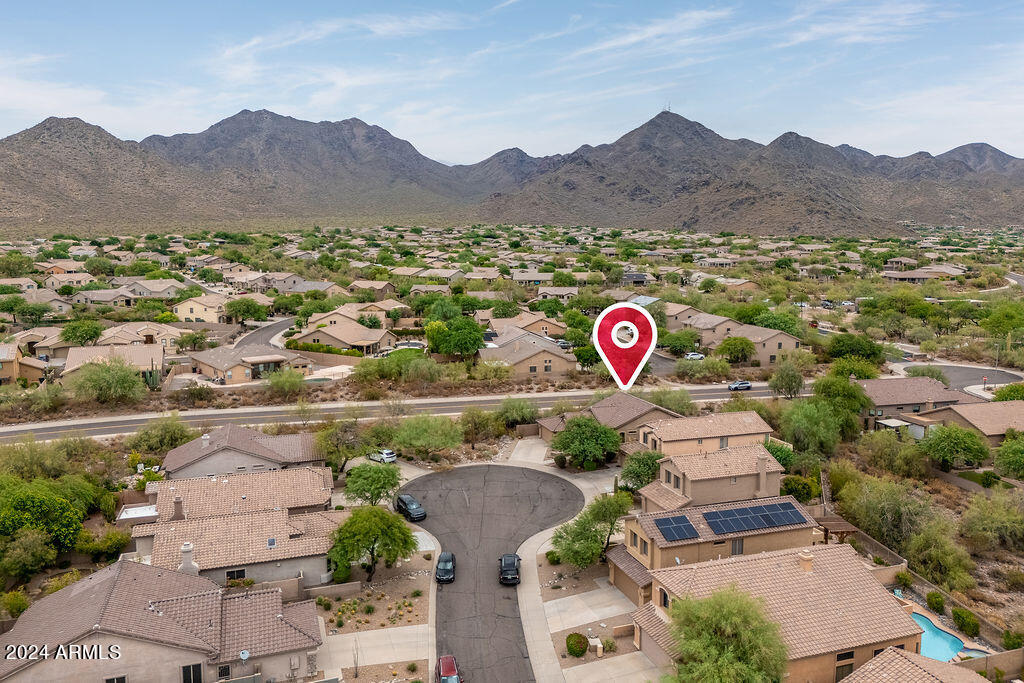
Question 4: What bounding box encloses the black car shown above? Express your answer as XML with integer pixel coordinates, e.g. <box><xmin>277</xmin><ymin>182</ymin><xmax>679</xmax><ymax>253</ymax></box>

<box><xmin>435</xmin><ymin>551</ymin><xmax>456</xmax><ymax>584</ymax></box>
<box><xmin>395</xmin><ymin>494</ymin><xmax>426</xmax><ymax>522</ymax></box>
<box><xmin>498</xmin><ymin>553</ymin><xmax>521</xmax><ymax>585</ymax></box>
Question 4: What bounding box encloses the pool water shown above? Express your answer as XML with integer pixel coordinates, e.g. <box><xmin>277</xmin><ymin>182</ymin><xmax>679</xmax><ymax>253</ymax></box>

<box><xmin>912</xmin><ymin>612</ymin><xmax>965</xmax><ymax>661</ymax></box>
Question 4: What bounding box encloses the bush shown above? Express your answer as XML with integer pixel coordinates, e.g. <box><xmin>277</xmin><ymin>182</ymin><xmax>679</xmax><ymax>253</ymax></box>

<box><xmin>602</xmin><ymin>637</ymin><xmax>617</xmax><ymax>653</ymax></box>
<box><xmin>764</xmin><ymin>440</ymin><xmax>795</xmax><ymax>471</ymax></box>
<box><xmin>497</xmin><ymin>397</ymin><xmax>538</xmax><ymax>427</ymax></box>
<box><xmin>952</xmin><ymin>608</ymin><xmax>980</xmax><ymax>638</ymax></box>
<box><xmin>546</xmin><ymin>550</ymin><xmax>561</xmax><ymax>565</ymax></box>
<box><xmin>566</xmin><ymin>632</ymin><xmax>588</xmax><ymax>657</ymax></box>
<box><xmin>411</xmin><ymin>589</ymin><xmax>423</xmax><ymax>597</ymax></box>
<box><xmin>780</xmin><ymin>475</ymin><xmax>814</xmax><ymax>503</ymax></box>
<box><xmin>980</xmin><ymin>470</ymin><xmax>1001</xmax><ymax>488</ymax></box>
<box><xmin>284</xmin><ymin>339</ymin><xmax>364</xmax><ymax>356</ymax></box>
<box><xmin>554</xmin><ymin>454</ymin><xmax>567</xmax><ymax>469</ymax></box>
<box><xmin>828</xmin><ymin>459</ymin><xmax>861</xmax><ymax>497</ymax></box>
<box><xmin>1003</xmin><ymin>630</ymin><xmax>1023</xmax><ymax>650</ymax></box>
<box><xmin>906</xmin><ymin>365</ymin><xmax>949</xmax><ymax>385</ymax></box>
<box><xmin>1</xmin><ymin>590</ymin><xmax>29</xmax><ymax>618</ymax></box>
<box><xmin>71</xmin><ymin>358</ymin><xmax>147</xmax><ymax>404</ymax></box>
<box><xmin>125</xmin><ymin>414</ymin><xmax>197</xmax><ymax>454</ymax></box>
<box><xmin>363</xmin><ymin>604</ymin><xmax>375</xmax><ymax>615</ymax></box>
<box><xmin>407</xmin><ymin>662</ymin><xmax>418</xmax><ymax>673</ymax></box>
<box><xmin>43</xmin><ymin>568</ymin><xmax>82</xmax><ymax>595</ymax></box>
<box><xmin>675</xmin><ymin>357</ymin><xmax>730</xmax><ymax>382</ymax></box>
<box><xmin>926</xmin><ymin>591</ymin><xmax>945</xmax><ymax>614</ymax></box>
<box><xmin>265</xmin><ymin>368</ymin><xmax>306</xmax><ymax>399</ymax></box>
<box><xmin>895</xmin><ymin>571</ymin><xmax>913</xmax><ymax>590</ymax></box>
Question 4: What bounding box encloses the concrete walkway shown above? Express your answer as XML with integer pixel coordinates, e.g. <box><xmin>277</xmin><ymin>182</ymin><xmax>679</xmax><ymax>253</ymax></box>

<box><xmin>544</xmin><ymin>577</ymin><xmax>637</xmax><ymax>632</ymax></box>
<box><xmin>318</xmin><ymin>623</ymin><xmax>431</xmax><ymax>671</ymax></box>
<box><xmin>508</xmin><ymin>436</ymin><xmax>550</xmax><ymax>464</ymax></box>
<box><xmin>563</xmin><ymin>650</ymin><xmax>662</xmax><ymax>683</ymax></box>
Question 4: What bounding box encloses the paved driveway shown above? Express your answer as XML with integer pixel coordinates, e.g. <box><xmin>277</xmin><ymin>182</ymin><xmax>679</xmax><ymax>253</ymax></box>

<box><xmin>544</xmin><ymin>577</ymin><xmax>637</xmax><ymax>632</ymax></box>
<box><xmin>402</xmin><ymin>465</ymin><xmax>584</xmax><ymax>683</ymax></box>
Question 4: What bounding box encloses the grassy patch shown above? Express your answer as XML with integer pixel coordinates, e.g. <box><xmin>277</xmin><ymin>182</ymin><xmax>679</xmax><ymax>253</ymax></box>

<box><xmin>957</xmin><ymin>471</ymin><xmax>1013</xmax><ymax>489</ymax></box>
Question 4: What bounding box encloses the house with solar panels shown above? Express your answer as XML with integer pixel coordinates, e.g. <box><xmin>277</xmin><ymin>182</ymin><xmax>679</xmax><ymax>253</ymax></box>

<box><xmin>606</xmin><ymin>495</ymin><xmax>823</xmax><ymax>605</ymax></box>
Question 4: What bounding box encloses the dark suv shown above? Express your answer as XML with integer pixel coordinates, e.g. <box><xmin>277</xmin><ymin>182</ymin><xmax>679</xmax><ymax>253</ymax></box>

<box><xmin>498</xmin><ymin>553</ymin><xmax>521</xmax><ymax>585</ymax></box>
<box><xmin>435</xmin><ymin>551</ymin><xmax>456</xmax><ymax>584</ymax></box>
<box><xmin>394</xmin><ymin>494</ymin><xmax>426</xmax><ymax>522</ymax></box>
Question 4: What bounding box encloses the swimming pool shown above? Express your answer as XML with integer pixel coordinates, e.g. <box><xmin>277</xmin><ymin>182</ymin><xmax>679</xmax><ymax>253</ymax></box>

<box><xmin>912</xmin><ymin>612</ymin><xmax>965</xmax><ymax>661</ymax></box>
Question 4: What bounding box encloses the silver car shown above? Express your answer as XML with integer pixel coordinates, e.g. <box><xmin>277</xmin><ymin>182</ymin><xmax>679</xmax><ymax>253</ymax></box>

<box><xmin>369</xmin><ymin>449</ymin><xmax>397</xmax><ymax>463</ymax></box>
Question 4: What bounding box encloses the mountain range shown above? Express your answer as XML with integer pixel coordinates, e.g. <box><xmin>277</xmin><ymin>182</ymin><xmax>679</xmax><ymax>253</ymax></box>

<box><xmin>2</xmin><ymin>108</ymin><xmax>1024</xmax><ymax>237</ymax></box>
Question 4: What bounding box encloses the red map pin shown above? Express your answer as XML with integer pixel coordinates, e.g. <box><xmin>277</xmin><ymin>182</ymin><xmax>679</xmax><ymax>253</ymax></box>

<box><xmin>593</xmin><ymin>302</ymin><xmax>658</xmax><ymax>390</ymax></box>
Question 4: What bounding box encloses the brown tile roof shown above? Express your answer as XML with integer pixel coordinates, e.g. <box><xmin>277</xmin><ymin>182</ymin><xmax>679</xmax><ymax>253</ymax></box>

<box><xmin>62</xmin><ymin>344</ymin><xmax>164</xmax><ymax>376</ymax></box>
<box><xmin>631</xmin><ymin>602</ymin><xmax>680</xmax><ymax>657</ymax></box>
<box><xmin>919</xmin><ymin>400</ymin><xmax>1024</xmax><ymax>436</ymax></box>
<box><xmin>189</xmin><ymin>343</ymin><xmax>301</xmax><ymax>372</ymax></box>
<box><xmin>731</xmin><ymin>323</ymin><xmax>798</xmax><ymax>343</ymax></box>
<box><xmin>607</xmin><ymin>543</ymin><xmax>653</xmax><ymax>588</ymax></box>
<box><xmin>638</xmin><ymin>481</ymin><xmax>690</xmax><ymax>511</ymax></box>
<box><xmin>132</xmin><ymin>509</ymin><xmax>346</xmax><ymax>571</ymax></box>
<box><xmin>662</xmin><ymin>443</ymin><xmax>784</xmax><ymax>481</ymax></box>
<box><xmin>538</xmin><ymin>392</ymin><xmax>681</xmax><ymax>435</ymax></box>
<box><xmin>855</xmin><ymin>377</ymin><xmax>982</xmax><ymax>407</ymax></box>
<box><xmin>162</xmin><ymin>424</ymin><xmax>323</xmax><ymax>473</ymax></box>
<box><xmin>682</xmin><ymin>312</ymin><xmax>734</xmax><ymax>329</ymax></box>
<box><xmin>148</xmin><ymin>466</ymin><xmax>333</xmax><ymax>520</ymax></box>
<box><xmin>651</xmin><ymin>544</ymin><xmax>922</xmax><ymax>660</ymax></box>
<box><xmin>645</xmin><ymin>411</ymin><xmax>772</xmax><ymax>441</ymax></box>
<box><xmin>844</xmin><ymin>646</ymin><xmax>986</xmax><ymax>682</ymax></box>
<box><xmin>637</xmin><ymin>495</ymin><xmax>814</xmax><ymax>549</ymax></box>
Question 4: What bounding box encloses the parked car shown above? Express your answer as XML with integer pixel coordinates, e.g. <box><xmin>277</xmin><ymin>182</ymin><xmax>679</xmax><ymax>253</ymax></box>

<box><xmin>369</xmin><ymin>449</ymin><xmax>397</xmax><ymax>463</ymax></box>
<box><xmin>728</xmin><ymin>380</ymin><xmax>752</xmax><ymax>391</ymax></box>
<box><xmin>794</xmin><ymin>301</ymin><xmax>809</xmax><ymax>308</ymax></box>
<box><xmin>809</xmin><ymin>320</ymin><xmax>819</xmax><ymax>328</ymax></box>
<box><xmin>435</xmin><ymin>551</ymin><xmax>456</xmax><ymax>583</ymax></box>
<box><xmin>683</xmin><ymin>352</ymin><xmax>705</xmax><ymax>360</ymax></box>
<box><xmin>436</xmin><ymin>655</ymin><xmax>461</xmax><ymax>682</ymax></box>
<box><xmin>394</xmin><ymin>493</ymin><xmax>426</xmax><ymax>521</ymax></box>
<box><xmin>499</xmin><ymin>553</ymin><xmax>521</xmax><ymax>585</ymax></box>
<box><xmin>556</xmin><ymin>339</ymin><xmax>572</xmax><ymax>349</ymax></box>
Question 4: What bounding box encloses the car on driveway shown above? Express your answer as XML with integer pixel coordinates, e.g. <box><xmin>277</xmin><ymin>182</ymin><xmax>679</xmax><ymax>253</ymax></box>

<box><xmin>369</xmin><ymin>448</ymin><xmax>397</xmax><ymax>463</ymax></box>
<box><xmin>395</xmin><ymin>493</ymin><xmax>426</xmax><ymax>521</ymax></box>
<box><xmin>435</xmin><ymin>551</ymin><xmax>456</xmax><ymax>583</ymax></box>
<box><xmin>499</xmin><ymin>553</ymin><xmax>521</xmax><ymax>585</ymax></box>
<box><xmin>728</xmin><ymin>380</ymin><xmax>752</xmax><ymax>391</ymax></box>
<box><xmin>684</xmin><ymin>352</ymin><xmax>705</xmax><ymax>360</ymax></box>
<box><xmin>436</xmin><ymin>654</ymin><xmax>462</xmax><ymax>682</ymax></box>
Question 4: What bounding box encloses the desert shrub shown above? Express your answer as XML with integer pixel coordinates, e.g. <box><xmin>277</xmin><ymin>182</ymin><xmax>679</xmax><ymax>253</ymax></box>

<box><xmin>43</xmin><ymin>568</ymin><xmax>82</xmax><ymax>594</ymax></box>
<box><xmin>906</xmin><ymin>365</ymin><xmax>949</xmax><ymax>385</ymax></box>
<box><xmin>71</xmin><ymin>358</ymin><xmax>147</xmax><ymax>404</ymax></box>
<box><xmin>895</xmin><ymin>571</ymin><xmax>913</xmax><ymax>590</ymax></box>
<box><xmin>407</xmin><ymin>662</ymin><xmax>418</xmax><ymax>673</ymax></box>
<box><xmin>265</xmin><ymin>368</ymin><xmax>306</xmax><ymax>399</ymax></box>
<box><xmin>952</xmin><ymin>608</ymin><xmax>980</xmax><ymax>638</ymax></box>
<box><xmin>1003</xmin><ymin>631</ymin><xmax>1024</xmax><ymax>650</ymax></box>
<box><xmin>926</xmin><ymin>591</ymin><xmax>945</xmax><ymax>614</ymax></box>
<box><xmin>554</xmin><ymin>454</ymin><xmax>567</xmax><ymax>469</ymax></box>
<box><xmin>675</xmin><ymin>357</ymin><xmax>730</xmax><ymax>382</ymax></box>
<box><xmin>959</xmin><ymin>490</ymin><xmax>1024</xmax><ymax>552</ymax></box>
<box><xmin>566</xmin><ymin>632</ymin><xmax>588</xmax><ymax>658</ymax></box>
<box><xmin>827</xmin><ymin>459</ymin><xmax>861</xmax><ymax>497</ymax></box>
<box><xmin>1</xmin><ymin>590</ymin><xmax>29</xmax><ymax>618</ymax></box>
<box><xmin>905</xmin><ymin>519</ymin><xmax>976</xmax><ymax>592</ymax></box>
<box><xmin>546</xmin><ymin>550</ymin><xmax>561</xmax><ymax>565</ymax></box>
<box><xmin>497</xmin><ymin>397</ymin><xmax>538</xmax><ymax>427</ymax></box>
<box><xmin>602</xmin><ymin>637</ymin><xmax>617</xmax><ymax>653</ymax></box>
<box><xmin>363</xmin><ymin>604</ymin><xmax>375</xmax><ymax>615</ymax></box>
<box><xmin>125</xmin><ymin>414</ymin><xmax>197</xmax><ymax>454</ymax></box>
<box><xmin>780</xmin><ymin>475</ymin><xmax>814</xmax><ymax>503</ymax></box>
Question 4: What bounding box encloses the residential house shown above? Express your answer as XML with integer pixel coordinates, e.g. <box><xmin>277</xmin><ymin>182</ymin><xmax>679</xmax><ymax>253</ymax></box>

<box><xmin>855</xmin><ymin>377</ymin><xmax>982</xmax><ymax>430</ymax></box>
<box><xmin>70</xmin><ymin>287</ymin><xmax>135</xmax><ymax>307</ymax></box>
<box><xmin>43</xmin><ymin>272</ymin><xmax>95</xmax><ymax>289</ymax></box>
<box><xmin>730</xmin><ymin>324</ymin><xmax>801</xmax><ymax>366</ymax></box>
<box><xmin>477</xmin><ymin>328</ymin><xmax>576</xmax><ymax>380</ymax></box>
<box><xmin>162</xmin><ymin>427</ymin><xmax>327</xmax><ymax>479</ymax></box>
<box><xmin>290</xmin><ymin>318</ymin><xmax>397</xmax><ymax>355</ymax></box>
<box><xmin>633</xmin><ymin>545</ymin><xmax>922</xmax><ymax>681</ymax></box>
<box><xmin>35</xmin><ymin>259</ymin><xmax>84</xmax><ymax>274</ymax></box>
<box><xmin>463</xmin><ymin>267</ymin><xmax>502</xmax><ymax>282</ymax></box>
<box><xmin>608</xmin><ymin>495</ymin><xmax>822</xmax><ymax>605</ymax></box>
<box><xmin>487</xmin><ymin>311</ymin><xmax>567</xmax><ymax>337</ymax></box>
<box><xmin>843</xmin><ymin>646</ymin><xmax>985</xmax><ymax>682</ymax></box>
<box><xmin>188</xmin><ymin>344</ymin><xmax>311</xmax><ymax>384</ymax></box>
<box><xmin>20</xmin><ymin>288</ymin><xmax>72</xmax><ymax>315</ymax></box>
<box><xmin>98</xmin><ymin>321</ymin><xmax>182</xmax><ymax>348</ymax></box>
<box><xmin>511</xmin><ymin>270</ymin><xmax>554</xmax><ymax>286</ymax></box>
<box><xmin>281</xmin><ymin>280</ymin><xmax>346</xmax><ymax>298</ymax></box>
<box><xmin>885</xmin><ymin>257</ymin><xmax>918</xmax><ymax>271</ymax></box>
<box><xmin>621</xmin><ymin>272</ymin><xmax>655</xmax><ymax>286</ymax></box>
<box><xmin>677</xmin><ymin>312</ymin><xmax>737</xmax><ymax>347</ymax></box>
<box><xmin>124</xmin><ymin>278</ymin><xmax>186</xmax><ymax>299</ymax></box>
<box><xmin>0</xmin><ymin>277</ymin><xmax>37</xmax><ymax>291</ymax></box>
<box><xmin>418</xmin><ymin>268</ymin><xmax>465</xmax><ymax>284</ymax></box>
<box><xmin>173</xmin><ymin>293</ymin><xmax>230</xmax><ymax>323</ymax></box>
<box><xmin>410</xmin><ymin>283</ymin><xmax>451</xmax><ymax>295</ymax></box>
<box><xmin>536</xmin><ymin>286</ymin><xmax>578</xmax><ymax>302</ymax></box>
<box><xmin>537</xmin><ymin>392</ymin><xmax>681</xmax><ymax>445</ymax></box>
<box><xmin>60</xmin><ymin>345</ymin><xmax>164</xmax><ymax>385</ymax></box>
<box><xmin>0</xmin><ymin>560</ymin><xmax>322</xmax><ymax>683</ymax></box>
<box><xmin>0</xmin><ymin>343</ymin><xmax>46</xmax><ymax>385</ymax></box>
<box><xmin>662</xmin><ymin>303</ymin><xmax>699</xmax><ymax>332</ymax></box>
<box><xmin>902</xmin><ymin>400</ymin><xmax>1024</xmax><ymax>446</ymax></box>
<box><xmin>347</xmin><ymin>279</ymin><xmax>397</xmax><ymax>300</ymax></box>
<box><xmin>638</xmin><ymin>411</ymin><xmax>773</xmax><ymax>456</ymax></box>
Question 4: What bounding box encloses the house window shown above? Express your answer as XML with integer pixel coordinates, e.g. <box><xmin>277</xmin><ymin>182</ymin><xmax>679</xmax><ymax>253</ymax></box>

<box><xmin>105</xmin><ymin>678</ymin><xmax>127</xmax><ymax>683</ymax></box>
<box><xmin>835</xmin><ymin>663</ymin><xmax>854</xmax><ymax>681</ymax></box>
<box><xmin>731</xmin><ymin>476</ymin><xmax>737</xmax><ymax>484</ymax></box>
<box><xmin>226</xmin><ymin>371</ymin><xmax>232</xmax><ymax>379</ymax></box>
<box><xmin>244</xmin><ymin>369</ymin><xmax>251</xmax><ymax>377</ymax></box>
<box><xmin>631</xmin><ymin>531</ymin><xmax>638</xmax><ymax>547</ymax></box>
<box><xmin>795</xmin><ymin>341</ymin><xmax>800</xmax><ymax>348</ymax></box>
<box><xmin>913</xmin><ymin>405</ymin><xmax>921</xmax><ymax>413</ymax></box>
<box><xmin>769</xmin><ymin>355</ymin><xmax>776</xmax><ymax>364</ymax></box>
<box><xmin>643</xmin><ymin>432</ymin><xmax>649</xmax><ymax>444</ymax></box>
<box><xmin>673</xmin><ymin>474</ymin><xmax>680</xmax><ymax>489</ymax></box>
<box><xmin>226</xmin><ymin>569</ymin><xmax>245</xmax><ymax>581</ymax></box>
<box><xmin>697</xmin><ymin>438</ymin><xmax>703</xmax><ymax>445</ymax></box>
<box><xmin>182</xmin><ymin>664</ymin><xmax>203</xmax><ymax>683</ymax></box>
<box><xmin>719</xmin><ymin>436</ymin><xmax>728</xmax><ymax>449</ymax></box>
<box><xmin>665</xmin><ymin>470</ymin><xmax>672</xmax><ymax>484</ymax></box>
<box><xmin>641</xmin><ymin>539</ymin><xmax>648</xmax><ymax>555</ymax></box>
<box><xmin>528</xmin><ymin>365</ymin><xmax>537</xmax><ymax>374</ymax></box>
<box><xmin>836</xmin><ymin>651</ymin><xmax>854</xmax><ymax>662</ymax></box>
<box><xmin>544</xmin><ymin>359</ymin><xmax>552</xmax><ymax>372</ymax></box>
<box><xmin>873</xmin><ymin>648</ymin><xmax>884</xmax><ymax>656</ymax></box>
<box><xmin>731</xmin><ymin>538</ymin><xmax>744</xmax><ymax>555</ymax></box>
<box><xmin>218</xmin><ymin>665</ymin><xmax>231</xmax><ymax>680</ymax></box>
<box><xmin>660</xmin><ymin>588</ymin><xmax>670</xmax><ymax>608</ymax></box>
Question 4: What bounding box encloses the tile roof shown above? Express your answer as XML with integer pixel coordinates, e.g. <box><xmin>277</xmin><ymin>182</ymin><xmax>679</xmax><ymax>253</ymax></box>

<box><xmin>631</xmin><ymin>603</ymin><xmax>680</xmax><ymax>658</ymax></box>
<box><xmin>636</xmin><ymin>495</ymin><xmax>814</xmax><ymax>548</ymax></box>
<box><xmin>537</xmin><ymin>392</ymin><xmax>681</xmax><ymax>435</ymax></box>
<box><xmin>855</xmin><ymin>377</ymin><xmax>982</xmax><ymax>407</ymax></box>
<box><xmin>162</xmin><ymin>424</ymin><xmax>323</xmax><ymax>473</ymax></box>
<box><xmin>607</xmin><ymin>543</ymin><xmax>653</xmax><ymax>588</ymax></box>
<box><xmin>731</xmin><ymin>323</ymin><xmax>798</xmax><ymax>343</ymax></box>
<box><xmin>682</xmin><ymin>312</ymin><xmax>734</xmax><ymax>329</ymax></box>
<box><xmin>132</xmin><ymin>508</ymin><xmax>346</xmax><ymax>571</ymax></box>
<box><xmin>919</xmin><ymin>400</ymin><xmax>1024</xmax><ymax>436</ymax></box>
<box><xmin>148</xmin><ymin>466</ymin><xmax>333</xmax><ymax>519</ymax></box>
<box><xmin>638</xmin><ymin>481</ymin><xmax>690</xmax><ymax>511</ymax></box>
<box><xmin>645</xmin><ymin>411</ymin><xmax>772</xmax><ymax>441</ymax></box>
<box><xmin>662</xmin><ymin>443</ymin><xmax>784</xmax><ymax>481</ymax></box>
<box><xmin>189</xmin><ymin>343</ymin><xmax>301</xmax><ymax>371</ymax></box>
<box><xmin>651</xmin><ymin>544</ymin><xmax>922</xmax><ymax>660</ymax></box>
<box><xmin>62</xmin><ymin>344</ymin><xmax>164</xmax><ymax>375</ymax></box>
<box><xmin>843</xmin><ymin>646</ymin><xmax>985</xmax><ymax>682</ymax></box>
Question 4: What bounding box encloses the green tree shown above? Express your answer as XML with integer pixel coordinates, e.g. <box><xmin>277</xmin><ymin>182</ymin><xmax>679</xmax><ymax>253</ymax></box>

<box><xmin>0</xmin><ymin>295</ymin><xmax>25</xmax><ymax>322</ymax></box>
<box><xmin>0</xmin><ymin>252</ymin><xmax>34</xmax><ymax>277</ymax></box>
<box><xmin>436</xmin><ymin>316</ymin><xmax>483</xmax><ymax>360</ymax></box>
<box><xmin>460</xmin><ymin>407</ymin><xmax>498</xmax><ymax>449</ymax></box>
<box><xmin>551</xmin><ymin>416</ymin><xmax>620</xmax><ymax>469</ymax></box>
<box><xmin>905</xmin><ymin>365</ymin><xmax>949</xmax><ymax>385</ymax></box>
<box><xmin>856</xmin><ymin>430</ymin><xmax>928</xmax><ymax>479</ymax></box>
<box><xmin>751</xmin><ymin>311</ymin><xmax>801</xmax><ymax>336</ymax></box>
<box><xmin>265</xmin><ymin>368</ymin><xmax>306</xmax><ymax>399</ymax></box>
<box><xmin>17</xmin><ymin>303</ymin><xmax>52</xmax><ymax>327</ymax></box>
<box><xmin>328</xmin><ymin>506</ymin><xmax>416</xmax><ymax>582</ymax></box>
<box><xmin>661</xmin><ymin>330</ymin><xmax>701</xmax><ymax>356</ymax></box>
<box><xmin>829</xmin><ymin>356</ymin><xmax>880</xmax><ymax>380</ymax></box>
<box><xmin>573</xmin><ymin>345</ymin><xmax>600</xmax><ymax>369</ymax></box>
<box><xmin>316</xmin><ymin>415</ymin><xmax>364</xmax><ymax>474</ymax></box>
<box><xmin>827</xmin><ymin>334</ymin><xmax>883</xmax><ymax>363</ymax></box>
<box><xmin>551</xmin><ymin>514</ymin><xmax>605</xmax><ymax>569</ymax></box>
<box><xmin>344</xmin><ymin>463</ymin><xmax>401</xmax><ymax>507</ymax></box>
<box><xmin>224</xmin><ymin>297</ymin><xmax>268</xmax><ymax>323</ymax></box>
<box><xmin>491</xmin><ymin>300</ymin><xmax>520</xmax><ymax>318</ymax></box>
<box><xmin>1</xmin><ymin>589</ymin><xmax>29</xmax><ymax>617</ymax></box>
<box><xmin>71</xmin><ymin>358</ymin><xmax>147</xmax><ymax>404</ymax></box>
<box><xmin>768</xmin><ymin>361</ymin><xmax>804</xmax><ymax>399</ymax></box>
<box><xmin>838</xmin><ymin>475</ymin><xmax>930</xmax><ymax>551</ymax></box>
<box><xmin>646</xmin><ymin>387</ymin><xmax>696</xmax><ymax>416</ymax></box>
<box><xmin>357</xmin><ymin>314</ymin><xmax>382</xmax><ymax>329</ymax></box>
<box><xmin>958</xmin><ymin>490</ymin><xmax>1024</xmax><ymax>552</ymax></box>
<box><xmin>393</xmin><ymin>414</ymin><xmax>463</xmax><ymax>458</ymax></box>
<box><xmin>995</xmin><ymin>434</ymin><xmax>1024</xmax><ymax>479</ymax></box>
<box><xmin>83</xmin><ymin>256</ymin><xmax>115</xmax><ymax>276</ymax></box>
<box><xmin>905</xmin><ymin>518</ymin><xmax>976</xmax><ymax>591</ymax></box>
<box><xmin>426</xmin><ymin>297</ymin><xmax>462</xmax><ymax>323</ymax></box>
<box><xmin>587</xmin><ymin>491</ymin><xmax>633</xmax><ymax>555</ymax></box>
<box><xmin>780</xmin><ymin>475</ymin><xmax>814</xmax><ymax>503</ymax></box>
<box><xmin>665</xmin><ymin>585</ymin><xmax>787</xmax><ymax>683</ymax></box>
<box><xmin>620</xmin><ymin>450</ymin><xmax>661</xmax><ymax>490</ymax></box>
<box><xmin>0</xmin><ymin>527</ymin><xmax>57</xmax><ymax>580</ymax></box>
<box><xmin>716</xmin><ymin>336</ymin><xmax>755</xmax><ymax>364</ymax></box>
<box><xmin>125</xmin><ymin>414</ymin><xmax>197</xmax><ymax>454</ymax></box>
<box><xmin>919</xmin><ymin>424</ymin><xmax>989</xmax><ymax>471</ymax></box>
<box><xmin>811</xmin><ymin>376</ymin><xmax>871</xmax><ymax>415</ymax></box>
<box><xmin>175</xmin><ymin>330</ymin><xmax>209</xmax><ymax>352</ymax></box>
<box><xmin>993</xmin><ymin>383</ymin><xmax>1024</xmax><ymax>401</ymax></box>
<box><xmin>0</xmin><ymin>482</ymin><xmax>84</xmax><ymax>550</ymax></box>
<box><xmin>781</xmin><ymin>401</ymin><xmax>843</xmax><ymax>455</ymax></box>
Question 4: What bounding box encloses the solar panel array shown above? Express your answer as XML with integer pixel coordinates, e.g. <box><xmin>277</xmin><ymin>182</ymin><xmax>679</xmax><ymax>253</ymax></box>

<box><xmin>704</xmin><ymin>501</ymin><xmax>805</xmax><ymax>535</ymax></box>
<box><xmin>654</xmin><ymin>514</ymin><xmax>699</xmax><ymax>542</ymax></box>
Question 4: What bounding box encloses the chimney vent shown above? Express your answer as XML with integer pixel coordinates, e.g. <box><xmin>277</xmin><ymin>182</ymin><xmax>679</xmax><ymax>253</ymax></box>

<box><xmin>171</xmin><ymin>495</ymin><xmax>185</xmax><ymax>521</ymax></box>
<box><xmin>798</xmin><ymin>550</ymin><xmax>813</xmax><ymax>573</ymax></box>
<box><xmin>178</xmin><ymin>541</ymin><xmax>200</xmax><ymax>576</ymax></box>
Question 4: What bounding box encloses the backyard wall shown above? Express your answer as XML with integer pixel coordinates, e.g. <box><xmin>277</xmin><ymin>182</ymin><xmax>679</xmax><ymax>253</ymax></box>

<box><xmin>305</xmin><ymin>581</ymin><xmax>363</xmax><ymax>600</ymax></box>
<box><xmin>956</xmin><ymin>648</ymin><xmax>1024</xmax><ymax>680</ymax></box>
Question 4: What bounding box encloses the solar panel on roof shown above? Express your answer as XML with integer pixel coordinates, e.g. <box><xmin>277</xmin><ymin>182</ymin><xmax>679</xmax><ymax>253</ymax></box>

<box><xmin>702</xmin><ymin>502</ymin><xmax>807</xmax><ymax>535</ymax></box>
<box><xmin>654</xmin><ymin>514</ymin><xmax>699</xmax><ymax>541</ymax></box>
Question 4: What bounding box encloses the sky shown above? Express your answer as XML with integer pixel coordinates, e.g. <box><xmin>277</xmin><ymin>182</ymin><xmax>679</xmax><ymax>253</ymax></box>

<box><xmin>2</xmin><ymin>1</ymin><xmax>1024</xmax><ymax>164</ymax></box>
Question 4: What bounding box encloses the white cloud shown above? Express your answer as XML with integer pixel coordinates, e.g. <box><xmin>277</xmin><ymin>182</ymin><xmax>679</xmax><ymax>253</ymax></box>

<box><xmin>776</xmin><ymin>2</ymin><xmax>935</xmax><ymax>47</ymax></box>
<box><xmin>570</xmin><ymin>9</ymin><xmax>734</xmax><ymax>58</ymax></box>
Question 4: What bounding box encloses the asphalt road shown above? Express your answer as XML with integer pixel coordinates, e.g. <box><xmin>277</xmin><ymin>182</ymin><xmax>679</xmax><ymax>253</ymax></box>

<box><xmin>402</xmin><ymin>465</ymin><xmax>584</xmax><ymax>683</ymax></box>
<box><xmin>0</xmin><ymin>385</ymin><xmax>773</xmax><ymax>443</ymax></box>
<box><xmin>233</xmin><ymin>316</ymin><xmax>295</xmax><ymax>347</ymax></box>
<box><xmin>905</xmin><ymin>363</ymin><xmax>1021</xmax><ymax>391</ymax></box>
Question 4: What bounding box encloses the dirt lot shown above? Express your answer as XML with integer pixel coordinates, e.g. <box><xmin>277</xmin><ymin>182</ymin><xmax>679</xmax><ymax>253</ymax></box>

<box><xmin>551</xmin><ymin>615</ymin><xmax>638</xmax><ymax>669</ymax></box>
<box><xmin>539</xmin><ymin>558</ymin><xmax>609</xmax><ymax>602</ymax></box>
<box><xmin>322</xmin><ymin>554</ymin><xmax>431</xmax><ymax>636</ymax></box>
<box><xmin>339</xmin><ymin>659</ymin><xmax>428</xmax><ymax>682</ymax></box>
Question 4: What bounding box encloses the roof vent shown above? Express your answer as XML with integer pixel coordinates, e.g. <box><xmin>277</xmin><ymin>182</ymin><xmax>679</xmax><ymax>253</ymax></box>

<box><xmin>798</xmin><ymin>550</ymin><xmax>814</xmax><ymax>573</ymax></box>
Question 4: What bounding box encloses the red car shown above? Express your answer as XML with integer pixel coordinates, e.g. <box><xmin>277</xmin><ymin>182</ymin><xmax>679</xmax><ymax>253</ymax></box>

<box><xmin>436</xmin><ymin>655</ymin><xmax>461</xmax><ymax>683</ymax></box>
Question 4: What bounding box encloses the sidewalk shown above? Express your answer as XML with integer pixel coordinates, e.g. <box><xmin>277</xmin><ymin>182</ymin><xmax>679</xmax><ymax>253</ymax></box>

<box><xmin>563</xmin><ymin>651</ymin><xmax>662</xmax><ymax>683</ymax></box>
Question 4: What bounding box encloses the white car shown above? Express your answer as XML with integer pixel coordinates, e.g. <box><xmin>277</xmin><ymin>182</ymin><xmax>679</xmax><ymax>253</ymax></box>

<box><xmin>684</xmin><ymin>352</ymin><xmax>705</xmax><ymax>360</ymax></box>
<box><xmin>369</xmin><ymin>449</ymin><xmax>397</xmax><ymax>463</ymax></box>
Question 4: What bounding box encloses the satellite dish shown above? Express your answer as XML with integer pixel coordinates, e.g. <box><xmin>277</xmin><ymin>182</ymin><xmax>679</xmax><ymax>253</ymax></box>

<box><xmin>240</xmin><ymin>650</ymin><xmax>250</xmax><ymax>661</ymax></box>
